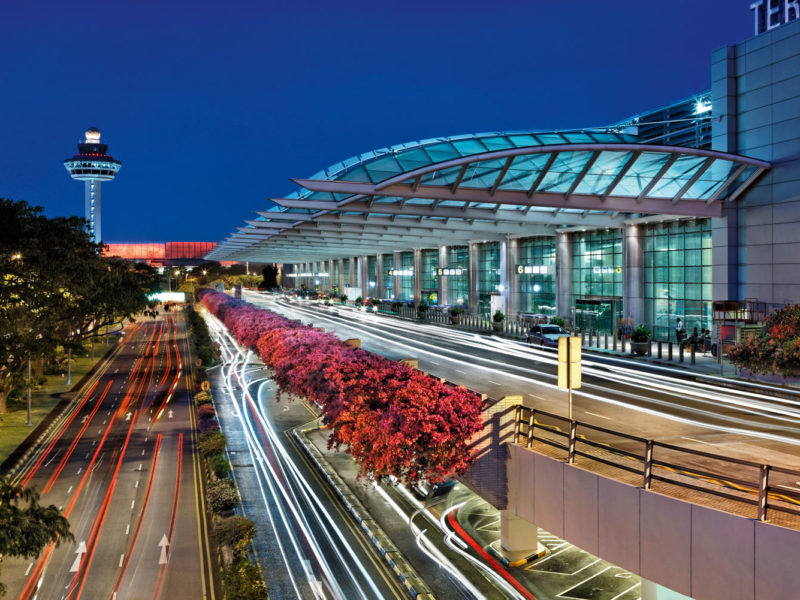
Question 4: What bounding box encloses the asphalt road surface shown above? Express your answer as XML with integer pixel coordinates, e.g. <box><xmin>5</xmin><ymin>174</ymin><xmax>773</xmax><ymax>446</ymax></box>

<box><xmin>4</xmin><ymin>313</ymin><xmax>213</xmax><ymax>600</ymax></box>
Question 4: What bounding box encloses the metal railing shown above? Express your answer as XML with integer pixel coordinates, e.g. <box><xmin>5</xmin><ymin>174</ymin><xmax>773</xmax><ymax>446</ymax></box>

<box><xmin>514</xmin><ymin>405</ymin><xmax>800</xmax><ymax>523</ymax></box>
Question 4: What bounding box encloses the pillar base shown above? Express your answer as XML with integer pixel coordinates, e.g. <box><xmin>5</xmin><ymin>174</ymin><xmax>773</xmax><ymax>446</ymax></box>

<box><xmin>488</xmin><ymin>539</ymin><xmax>547</xmax><ymax>567</ymax></box>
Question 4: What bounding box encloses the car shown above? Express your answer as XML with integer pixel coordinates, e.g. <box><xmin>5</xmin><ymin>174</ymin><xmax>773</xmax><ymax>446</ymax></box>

<box><xmin>527</xmin><ymin>324</ymin><xmax>569</xmax><ymax>347</ymax></box>
<box><xmin>412</xmin><ymin>479</ymin><xmax>457</xmax><ymax>499</ymax></box>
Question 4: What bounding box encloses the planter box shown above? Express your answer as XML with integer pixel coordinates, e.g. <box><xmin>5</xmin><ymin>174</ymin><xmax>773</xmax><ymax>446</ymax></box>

<box><xmin>492</xmin><ymin>321</ymin><xmax>503</xmax><ymax>332</ymax></box>
<box><xmin>631</xmin><ymin>340</ymin><xmax>649</xmax><ymax>356</ymax></box>
<box><xmin>449</xmin><ymin>315</ymin><xmax>461</xmax><ymax>325</ymax></box>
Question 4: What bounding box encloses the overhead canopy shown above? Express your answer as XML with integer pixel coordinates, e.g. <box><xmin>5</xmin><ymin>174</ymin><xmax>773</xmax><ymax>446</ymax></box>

<box><xmin>206</xmin><ymin>130</ymin><xmax>769</xmax><ymax>263</ymax></box>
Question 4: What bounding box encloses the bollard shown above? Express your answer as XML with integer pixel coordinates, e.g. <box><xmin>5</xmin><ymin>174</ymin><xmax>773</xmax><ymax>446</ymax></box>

<box><xmin>658</xmin><ymin>340</ymin><xmax>662</xmax><ymax>359</ymax></box>
<box><xmin>581</xmin><ymin>330</ymin><xmax>586</xmax><ymax>346</ymax></box>
<box><xmin>668</xmin><ymin>342</ymin><xmax>673</xmax><ymax>360</ymax></box>
<box><xmin>679</xmin><ymin>342</ymin><xmax>684</xmax><ymax>362</ymax></box>
<box><xmin>690</xmin><ymin>343</ymin><xmax>696</xmax><ymax>365</ymax></box>
<box><xmin>604</xmin><ymin>333</ymin><xmax>608</xmax><ymax>350</ymax></box>
<box><xmin>621</xmin><ymin>336</ymin><xmax>626</xmax><ymax>353</ymax></box>
<box><xmin>648</xmin><ymin>339</ymin><xmax>652</xmax><ymax>357</ymax></box>
<box><xmin>613</xmin><ymin>332</ymin><xmax>617</xmax><ymax>351</ymax></box>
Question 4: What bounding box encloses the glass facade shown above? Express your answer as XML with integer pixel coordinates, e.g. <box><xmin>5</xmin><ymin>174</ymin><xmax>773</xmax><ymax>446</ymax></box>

<box><xmin>398</xmin><ymin>251</ymin><xmax>414</xmax><ymax>301</ymax></box>
<box><xmin>381</xmin><ymin>253</ymin><xmax>394</xmax><ymax>298</ymax></box>
<box><xmin>571</xmin><ymin>230</ymin><xmax>623</xmax><ymax>334</ymax></box>
<box><xmin>342</xmin><ymin>258</ymin><xmax>350</xmax><ymax>287</ymax></box>
<box><xmin>446</xmin><ymin>246</ymin><xmax>469</xmax><ymax>306</ymax></box>
<box><xmin>476</xmin><ymin>243</ymin><xmax>500</xmax><ymax>315</ymax></box>
<box><xmin>517</xmin><ymin>237</ymin><xmax>557</xmax><ymax>315</ymax></box>
<box><xmin>333</xmin><ymin>261</ymin><xmax>340</xmax><ymax>292</ymax></box>
<box><xmin>644</xmin><ymin>220</ymin><xmax>712</xmax><ymax>340</ymax></box>
<box><xmin>367</xmin><ymin>256</ymin><xmax>377</xmax><ymax>297</ymax></box>
<box><xmin>421</xmin><ymin>250</ymin><xmax>438</xmax><ymax>304</ymax></box>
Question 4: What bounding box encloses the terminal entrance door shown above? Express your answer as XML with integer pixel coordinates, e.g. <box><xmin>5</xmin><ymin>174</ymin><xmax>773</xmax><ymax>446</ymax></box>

<box><xmin>573</xmin><ymin>296</ymin><xmax>622</xmax><ymax>337</ymax></box>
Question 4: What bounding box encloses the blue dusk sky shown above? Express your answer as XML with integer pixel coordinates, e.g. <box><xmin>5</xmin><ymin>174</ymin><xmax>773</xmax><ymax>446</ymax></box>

<box><xmin>1</xmin><ymin>1</ymin><xmax>752</xmax><ymax>243</ymax></box>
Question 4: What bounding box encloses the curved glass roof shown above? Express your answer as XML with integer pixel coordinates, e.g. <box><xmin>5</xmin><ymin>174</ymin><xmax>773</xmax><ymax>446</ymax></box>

<box><xmin>305</xmin><ymin>130</ymin><xmax>634</xmax><ymax>186</ymax></box>
<box><xmin>208</xmin><ymin>129</ymin><xmax>770</xmax><ymax>263</ymax></box>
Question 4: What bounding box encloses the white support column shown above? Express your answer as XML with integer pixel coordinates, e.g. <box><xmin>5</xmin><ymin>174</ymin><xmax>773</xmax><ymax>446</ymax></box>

<box><xmin>337</xmin><ymin>258</ymin><xmax>344</xmax><ymax>294</ymax></box>
<box><xmin>499</xmin><ymin>510</ymin><xmax>540</xmax><ymax>560</ymax></box>
<box><xmin>468</xmin><ymin>242</ymin><xmax>479</xmax><ymax>315</ymax></box>
<box><xmin>349</xmin><ymin>257</ymin><xmax>357</xmax><ymax>288</ymax></box>
<box><xmin>640</xmin><ymin>579</ymin><xmax>693</xmax><ymax>600</ymax></box>
<box><xmin>438</xmin><ymin>246</ymin><xmax>448</xmax><ymax>305</ymax></box>
<box><xmin>624</xmin><ymin>223</ymin><xmax>645</xmax><ymax>327</ymax></box>
<box><xmin>413</xmin><ymin>249</ymin><xmax>423</xmax><ymax>306</ymax></box>
<box><xmin>556</xmin><ymin>232</ymin><xmax>573</xmax><ymax>324</ymax></box>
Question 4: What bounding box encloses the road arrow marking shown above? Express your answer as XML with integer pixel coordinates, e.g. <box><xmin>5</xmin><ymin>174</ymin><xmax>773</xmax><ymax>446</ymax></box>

<box><xmin>70</xmin><ymin>541</ymin><xmax>87</xmax><ymax>572</ymax></box>
<box><xmin>167</xmin><ymin>410</ymin><xmax>174</xmax><ymax>419</ymax></box>
<box><xmin>158</xmin><ymin>534</ymin><xmax>169</xmax><ymax>565</ymax></box>
<box><xmin>81</xmin><ymin>415</ymin><xmax>88</xmax><ymax>424</ymax></box>
<box><xmin>126</xmin><ymin>412</ymin><xmax>132</xmax><ymax>422</ymax></box>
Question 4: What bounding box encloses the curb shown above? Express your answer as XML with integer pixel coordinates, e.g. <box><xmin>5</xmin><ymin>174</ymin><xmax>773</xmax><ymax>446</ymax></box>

<box><xmin>487</xmin><ymin>543</ymin><xmax>547</xmax><ymax>568</ymax></box>
<box><xmin>293</xmin><ymin>427</ymin><xmax>436</xmax><ymax>600</ymax></box>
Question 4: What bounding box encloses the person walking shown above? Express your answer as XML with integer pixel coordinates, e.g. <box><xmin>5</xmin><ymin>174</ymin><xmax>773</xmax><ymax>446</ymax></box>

<box><xmin>675</xmin><ymin>318</ymin><xmax>684</xmax><ymax>343</ymax></box>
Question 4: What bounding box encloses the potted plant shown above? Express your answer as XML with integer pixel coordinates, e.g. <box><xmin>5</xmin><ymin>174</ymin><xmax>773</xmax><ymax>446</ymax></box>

<box><xmin>448</xmin><ymin>306</ymin><xmax>463</xmax><ymax>325</ymax></box>
<box><xmin>339</xmin><ymin>294</ymin><xmax>347</xmax><ymax>303</ymax></box>
<box><xmin>417</xmin><ymin>300</ymin><xmax>429</xmax><ymax>319</ymax></box>
<box><xmin>391</xmin><ymin>301</ymin><xmax>401</xmax><ymax>313</ymax></box>
<box><xmin>630</xmin><ymin>324</ymin><xmax>651</xmax><ymax>356</ymax></box>
<box><xmin>491</xmin><ymin>310</ymin><xmax>505</xmax><ymax>332</ymax></box>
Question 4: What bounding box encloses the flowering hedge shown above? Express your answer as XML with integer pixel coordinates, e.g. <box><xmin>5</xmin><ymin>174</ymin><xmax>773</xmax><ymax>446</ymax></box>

<box><xmin>728</xmin><ymin>304</ymin><xmax>800</xmax><ymax>377</ymax></box>
<box><xmin>197</xmin><ymin>289</ymin><xmax>483</xmax><ymax>484</ymax></box>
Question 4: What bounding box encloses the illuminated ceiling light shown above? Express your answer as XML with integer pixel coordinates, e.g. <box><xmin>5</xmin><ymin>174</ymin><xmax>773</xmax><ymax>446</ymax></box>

<box><xmin>694</xmin><ymin>100</ymin><xmax>712</xmax><ymax>115</ymax></box>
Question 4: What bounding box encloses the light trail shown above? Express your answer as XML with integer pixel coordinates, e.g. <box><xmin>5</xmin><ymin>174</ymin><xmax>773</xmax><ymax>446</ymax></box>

<box><xmin>206</xmin><ymin>313</ymin><xmax>395</xmax><ymax>600</ymax></box>
<box><xmin>256</xmin><ymin>295</ymin><xmax>800</xmax><ymax>447</ymax></box>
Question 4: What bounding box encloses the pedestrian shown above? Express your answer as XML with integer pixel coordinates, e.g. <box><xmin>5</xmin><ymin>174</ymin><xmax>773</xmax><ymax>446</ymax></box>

<box><xmin>675</xmin><ymin>318</ymin><xmax>684</xmax><ymax>343</ymax></box>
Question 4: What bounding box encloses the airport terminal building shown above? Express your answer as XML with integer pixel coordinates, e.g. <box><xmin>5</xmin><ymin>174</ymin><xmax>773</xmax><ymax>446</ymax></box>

<box><xmin>208</xmin><ymin>12</ymin><xmax>800</xmax><ymax>340</ymax></box>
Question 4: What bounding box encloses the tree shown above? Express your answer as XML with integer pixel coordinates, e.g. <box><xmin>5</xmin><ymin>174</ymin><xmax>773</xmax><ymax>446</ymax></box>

<box><xmin>261</xmin><ymin>264</ymin><xmax>279</xmax><ymax>290</ymax></box>
<box><xmin>0</xmin><ymin>479</ymin><xmax>74</xmax><ymax>597</ymax></box>
<box><xmin>0</xmin><ymin>199</ymin><xmax>158</xmax><ymax>412</ymax></box>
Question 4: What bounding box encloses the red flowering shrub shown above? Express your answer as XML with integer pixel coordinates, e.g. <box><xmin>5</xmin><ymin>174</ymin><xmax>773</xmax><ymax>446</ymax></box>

<box><xmin>729</xmin><ymin>304</ymin><xmax>800</xmax><ymax>377</ymax></box>
<box><xmin>197</xmin><ymin>288</ymin><xmax>483</xmax><ymax>484</ymax></box>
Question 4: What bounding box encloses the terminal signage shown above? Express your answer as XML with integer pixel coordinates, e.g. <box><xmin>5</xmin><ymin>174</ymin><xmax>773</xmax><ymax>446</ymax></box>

<box><xmin>750</xmin><ymin>0</ymin><xmax>799</xmax><ymax>35</ymax></box>
<box><xmin>388</xmin><ymin>268</ymin><xmax>414</xmax><ymax>276</ymax></box>
<box><xmin>437</xmin><ymin>267</ymin><xmax>466</xmax><ymax>276</ymax></box>
<box><xmin>593</xmin><ymin>266</ymin><xmax>622</xmax><ymax>275</ymax></box>
<box><xmin>515</xmin><ymin>264</ymin><xmax>549</xmax><ymax>275</ymax></box>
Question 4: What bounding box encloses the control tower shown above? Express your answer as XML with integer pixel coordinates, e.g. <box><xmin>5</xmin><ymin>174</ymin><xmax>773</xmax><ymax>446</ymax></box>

<box><xmin>64</xmin><ymin>127</ymin><xmax>121</xmax><ymax>243</ymax></box>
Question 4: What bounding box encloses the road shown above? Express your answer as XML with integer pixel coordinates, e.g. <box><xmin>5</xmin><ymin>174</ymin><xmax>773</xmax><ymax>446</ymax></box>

<box><xmin>244</xmin><ymin>293</ymin><xmax>800</xmax><ymax>470</ymax></box>
<box><xmin>3</xmin><ymin>313</ymin><xmax>213</xmax><ymax>600</ymax></box>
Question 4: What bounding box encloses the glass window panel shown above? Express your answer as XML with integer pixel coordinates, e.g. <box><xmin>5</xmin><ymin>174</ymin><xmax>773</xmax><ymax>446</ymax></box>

<box><xmin>507</xmin><ymin>134</ymin><xmax>541</xmax><ymax>147</ymax></box>
<box><xmin>610</xmin><ymin>152</ymin><xmax>671</xmax><ymax>196</ymax></box>
<box><xmin>480</xmin><ymin>136</ymin><xmax>515</xmax><ymax>151</ymax></box>
<box><xmin>338</xmin><ymin>165</ymin><xmax>373</xmax><ymax>183</ymax></box>
<box><xmin>535</xmin><ymin>133</ymin><xmax>567</xmax><ymax>145</ymax></box>
<box><xmin>396</xmin><ymin>148</ymin><xmax>434</xmax><ymax>172</ymax></box>
<box><xmin>650</xmin><ymin>155</ymin><xmax>706</xmax><ymax>198</ymax></box>
<box><xmin>420</xmin><ymin>166</ymin><xmax>467</xmax><ymax>186</ymax></box>
<box><xmin>684</xmin><ymin>159</ymin><xmax>736</xmax><ymax>199</ymax></box>
<box><xmin>423</xmin><ymin>142</ymin><xmax>461</xmax><ymax>163</ymax></box>
<box><xmin>537</xmin><ymin>151</ymin><xmax>593</xmax><ymax>194</ymax></box>
<box><xmin>451</xmin><ymin>139</ymin><xmax>487</xmax><ymax>156</ymax></box>
<box><xmin>363</xmin><ymin>156</ymin><xmax>404</xmax><ymax>181</ymax></box>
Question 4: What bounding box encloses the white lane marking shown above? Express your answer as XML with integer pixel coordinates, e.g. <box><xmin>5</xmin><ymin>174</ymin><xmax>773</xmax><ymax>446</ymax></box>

<box><xmin>119</xmin><ymin>554</ymin><xmax>124</xmax><ymax>567</ymax></box>
<box><xmin>131</xmin><ymin>500</ymin><xmax>135</xmax><ymax>510</ymax></box>
<box><xmin>67</xmin><ymin>485</ymin><xmax>73</xmax><ymax>494</ymax></box>
<box><xmin>138</xmin><ymin>463</ymin><xmax>143</xmax><ymax>471</ymax></box>
<box><xmin>76</xmin><ymin>467</ymin><xmax>82</xmax><ymax>474</ymax></box>
<box><xmin>455</xmin><ymin>369</ymin><xmax>466</xmax><ymax>374</ymax></box>
<box><xmin>682</xmin><ymin>436</ymin><xmax>723</xmax><ymax>448</ymax></box>
<box><xmin>98</xmin><ymin>428</ymin><xmax>103</xmax><ymax>434</ymax></box>
<box><xmin>488</xmin><ymin>380</ymin><xmax>502</xmax><ymax>386</ymax></box>
<box><xmin>528</xmin><ymin>393</ymin><xmax>547</xmax><ymax>401</ymax></box>
<box><xmin>24</xmin><ymin>563</ymin><xmax>32</xmax><ymax>576</ymax></box>
<box><xmin>584</xmin><ymin>411</ymin><xmax>612</xmax><ymax>421</ymax></box>
<box><xmin>141</xmin><ymin>449</ymin><xmax>145</xmax><ymax>456</ymax></box>
<box><xmin>85</xmin><ymin>452</ymin><xmax>90</xmax><ymax>459</ymax></box>
<box><xmin>126</xmin><ymin>523</ymin><xmax>131</xmax><ymax>535</ymax></box>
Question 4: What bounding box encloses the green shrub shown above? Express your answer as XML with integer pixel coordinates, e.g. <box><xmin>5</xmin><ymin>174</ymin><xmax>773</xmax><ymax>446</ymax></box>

<box><xmin>198</xmin><ymin>432</ymin><xmax>227</xmax><ymax>457</ymax></box>
<box><xmin>221</xmin><ymin>557</ymin><xmax>269</xmax><ymax>600</ymax></box>
<box><xmin>550</xmin><ymin>316</ymin><xmax>565</xmax><ymax>327</ymax></box>
<box><xmin>208</xmin><ymin>479</ymin><xmax>240</xmax><ymax>514</ymax></box>
<box><xmin>215</xmin><ymin>516</ymin><xmax>256</xmax><ymax>553</ymax></box>
<box><xmin>195</xmin><ymin>391</ymin><xmax>213</xmax><ymax>405</ymax></box>
<box><xmin>208</xmin><ymin>453</ymin><xmax>230</xmax><ymax>479</ymax></box>
<box><xmin>493</xmin><ymin>310</ymin><xmax>505</xmax><ymax>323</ymax></box>
<box><xmin>197</xmin><ymin>403</ymin><xmax>216</xmax><ymax>420</ymax></box>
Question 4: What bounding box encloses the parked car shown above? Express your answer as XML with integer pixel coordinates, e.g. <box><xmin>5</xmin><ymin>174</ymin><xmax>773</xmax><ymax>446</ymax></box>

<box><xmin>527</xmin><ymin>324</ymin><xmax>569</xmax><ymax>347</ymax></box>
<box><xmin>412</xmin><ymin>479</ymin><xmax>457</xmax><ymax>499</ymax></box>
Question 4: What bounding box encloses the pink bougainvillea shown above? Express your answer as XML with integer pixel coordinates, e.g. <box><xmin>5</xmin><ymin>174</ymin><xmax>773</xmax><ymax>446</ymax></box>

<box><xmin>197</xmin><ymin>288</ymin><xmax>483</xmax><ymax>484</ymax></box>
<box><xmin>728</xmin><ymin>304</ymin><xmax>800</xmax><ymax>377</ymax></box>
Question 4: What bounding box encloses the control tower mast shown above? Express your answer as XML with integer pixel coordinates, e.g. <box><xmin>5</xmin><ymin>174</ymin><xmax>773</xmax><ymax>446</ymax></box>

<box><xmin>64</xmin><ymin>127</ymin><xmax>121</xmax><ymax>243</ymax></box>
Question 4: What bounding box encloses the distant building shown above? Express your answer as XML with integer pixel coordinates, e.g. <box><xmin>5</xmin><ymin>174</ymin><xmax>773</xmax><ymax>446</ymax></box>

<box><xmin>104</xmin><ymin>242</ymin><xmax>228</xmax><ymax>267</ymax></box>
<box><xmin>64</xmin><ymin>127</ymin><xmax>121</xmax><ymax>243</ymax></box>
